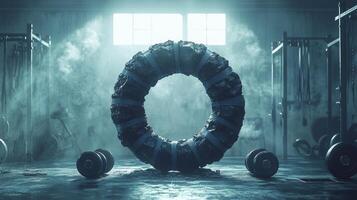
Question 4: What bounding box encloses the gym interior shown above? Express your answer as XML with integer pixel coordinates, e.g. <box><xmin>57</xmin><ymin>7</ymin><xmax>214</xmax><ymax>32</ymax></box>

<box><xmin>0</xmin><ymin>0</ymin><xmax>357</xmax><ymax>199</ymax></box>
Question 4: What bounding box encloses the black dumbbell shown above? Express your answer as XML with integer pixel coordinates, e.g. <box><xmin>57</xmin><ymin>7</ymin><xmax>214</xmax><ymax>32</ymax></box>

<box><xmin>330</xmin><ymin>125</ymin><xmax>357</xmax><ymax>148</ymax></box>
<box><xmin>293</xmin><ymin>135</ymin><xmax>332</xmax><ymax>159</ymax></box>
<box><xmin>326</xmin><ymin>142</ymin><xmax>357</xmax><ymax>179</ymax></box>
<box><xmin>95</xmin><ymin>149</ymin><xmax>114</xmax><ymax>173</ymax></box>
<box><xmin>245</xmin><ymin>148</ymin><xmax>279</xmax><ymax>178</ymax></box>
<box><xmin>76</xmin><ymin>149</ymin><xmax>114</xmax><ymax>178</ymax></box>
<box><xmin>293</xmin><ymin>139</ymin><xmax>313</xmax><ymax>158</ymax></box>
<box><xmin>330</xmin><ymin>134</ymin><xmax>340</xmax><ymax>147</ymax></box>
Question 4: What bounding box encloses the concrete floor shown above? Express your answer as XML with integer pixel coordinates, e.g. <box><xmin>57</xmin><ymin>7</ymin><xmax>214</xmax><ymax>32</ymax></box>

<box><xmin>0</xmin><ymin>157</ymin><xmax>356</xmax><ymax>200</ymax></box>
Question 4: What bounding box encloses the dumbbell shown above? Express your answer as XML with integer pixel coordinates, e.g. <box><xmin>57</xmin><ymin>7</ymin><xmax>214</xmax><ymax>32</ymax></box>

<box><xmin>293</xmin><ymin>139</ymin><xmax>313</xmax><ymax>158</ymax></box>
<box><xmin>76</xmin><ymin>149</ymin><xmax>114</xmax><ymax>179</ymax></box>
<box><xmin>326</xmin><ymin>142</ymin><xmax>357</xmax><ymax>179</ymax></box>
<box><xmin>293</xmin><ymin>135</ymin><xmax>331</xmax><ymax>159</ymax></box>
<box><xmin>245</xmin><ymin>148</ymin><xmax>279</xmax><ymax>178</ymax></box>
<box><xmin>330</xmin><ymin>125</ymin><xmax>357</xmax><ymax>147</ymax></box>
<box><xmin>0</xmin><ymin>138</ymin><xmax>7</xmax><ymax>164</ymax></box>
<box><xmin>330</xmin><ymin>134</ymin><xmax>340</xmax><ymax>147</ymax></box>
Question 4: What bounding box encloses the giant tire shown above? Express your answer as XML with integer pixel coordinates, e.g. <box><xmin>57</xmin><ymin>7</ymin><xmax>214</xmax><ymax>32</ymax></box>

<box><xmin>111</xmin><ymin>41</ymin><xmax>245</xmax><ymax>172</ymax></box>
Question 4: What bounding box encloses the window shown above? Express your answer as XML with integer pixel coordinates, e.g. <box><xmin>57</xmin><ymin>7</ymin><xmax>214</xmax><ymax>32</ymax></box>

<box><xmin>113</xmin><ymin>13</ymin><xmax>183</xmax><ymax>45</ymax></box>
<box><xmin>113</xmin><ymin>13</ymin><xmax>226</xmax><ymax>46</ymax></box>
<box><xmin>187</xmin><ymin>14</ymin><xmax>226</xmax><ymax>45</ymax></box>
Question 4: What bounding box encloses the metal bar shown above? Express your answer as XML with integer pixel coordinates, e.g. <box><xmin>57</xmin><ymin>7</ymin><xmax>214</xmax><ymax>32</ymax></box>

<box><xmin>46</xmin><ymin>35</ymin><xmax>51</xmax><ymax>143</ymax></box>
<box><xmin>26</xmin><ymin>23</ymin><xmax>34</xmax><ymax>162</ymax></box>
<box><xmin>326</xmin><ymin>35</ymin><xmax>333</xmax><ymax>135</ymax></box>
<box><xmin>0</xmin><ymin>33</ymin><xmax>26</xmax><ymax>37</ymax></box>
<box><xmin>0</xmin><ymin>37</ymin><xmax>26</xmax><ymax>42</ymax></box>
<box><xmin>282</xmin><ymin>31</ymin><xmax>288</xmax><ymax>160</ymax></box>
<box><xmin>298</xmin><ymin>44</ymin><xmax>302</xmax><ymax>103</ymax></box>
<box><xmin>271</xmin><ymin>42</ymin><xmax>276</xmax><ymax>154</ymax></box>
<box><xmin>32</xmin><ymin>33</ymin><xmax>50</xmax><ymax>48</ymax></box>
<box><xmin>335</xmin><ymin>4</ymin><xmax>357</xmax><ymax>21</ymax></box>
<box><xmin>272</xmin><ymin>42</ymin><xmax>283</xmax><ymax>54</ymax></box>
<box><xmin>2</xmin><ymin>36</ymin><xmax>7</xmax><ymax>114</ymax></box>
<box><xmin>339</xmin><ymin>1</ymin><xmax>348</xmax><ymax>143</ymax></box>
<box><xmin>327</xmin><ymin>38</ymin><xmax>340</xmax><ymax>48</ymax></box>
<box><xmin>287</xmin><ymin>37</ymin><xmax>329</xmax><ymax>41</ymax></box>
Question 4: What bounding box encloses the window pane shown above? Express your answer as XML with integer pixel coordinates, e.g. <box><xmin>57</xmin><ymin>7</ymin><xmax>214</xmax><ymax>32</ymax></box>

<box><xmin>113</xmin><ymin>13</ymin><xmax>183</xmax><ymax>45</ymax></box>
<box><xmin>187</xmin><ymin>14</ymin><xmax>206</xmax><ymax>29</ymax></box>
<box><xmin>187</xmin><ymin>14</ymin><xmax>206</xmax><ymax>44</ymax></box>
<box><xmin>207</xmin><ymin>30</ymin><xmax>225</xmax><ymax>45</ymax></box>
<box><xmin>188</xmin><ymin>29</ymin><xmax>206</xmax><ymax>44</ymax></box>
<box><xmin>187</xmin><ymin>13</ymin><xmax>226</xmax><ymax>45</ymax></box>
<box><xmin>207</xmin><ymin>14</ymin><xmax>225</xmax><ymax>30</ymax></box>
<box><xmin>152</xmin><ymin>14</ymin><xmax>183</xmax><ymax>43</ymax></box>
<box><xmin>133</xmin><ymin>14</ymin><xmax>151</xmax><ymax>30</ymax></box>
<box><xmin>113</xmin><ymin>13</ymin><xmax>133</xmax><ymax>45</ymax></box>
<box><xmin>133</xmin><ymin>30</ymin><xmax>151</xmax><ymax>45</ymax></box>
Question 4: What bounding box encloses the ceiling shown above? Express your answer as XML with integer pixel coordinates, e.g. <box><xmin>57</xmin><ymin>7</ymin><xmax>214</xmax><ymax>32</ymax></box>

<box><xmin>0</xmin><ymin>0</ymin><xmax>338</xmax><ymax>12</ymax></box>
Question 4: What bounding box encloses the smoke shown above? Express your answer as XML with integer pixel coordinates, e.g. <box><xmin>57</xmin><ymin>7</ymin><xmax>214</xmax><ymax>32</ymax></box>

<box><xmin>145</xmin><ymin>74</ymin><xmax>211</xmax><ymax>141</ymax></box>
<box><xmin>57</xmin><ymin>42</ymin><xmax>80</xmax><ymax>74</ymax></box>
<box><xmin>55</xmin><ymin>17</ymin><xmax>102</xmax><ymax>75</ymax></box>
<box><xmin>214</xmin><ymin>21</ymin><xmax>272</xmax><ymax>154</ymax></box>
<box><xmin>224</xmin><ymin>23</ymin><xmax>271</xmax><ymax>99</ymax></box>
<box><xmin>239</xmin><ymin>122</ymin><xmax>263</xmax><ymax>139</ymax></box>
<box><xmin>228</xmin><ymin>118</ymin><xmax>265</xmax><ymax>156</ymax></box>
<box><xmin>50</xmin><ymin>17</ymin><xmax>107</xmax><ymax>156</ymax></box>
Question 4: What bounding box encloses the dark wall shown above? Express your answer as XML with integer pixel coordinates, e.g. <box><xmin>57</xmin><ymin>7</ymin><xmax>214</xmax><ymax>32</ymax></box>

<box><xmin>0</xmin><ymin>0</ymin><xmax>341</xmax><ymax>160</ymax></box>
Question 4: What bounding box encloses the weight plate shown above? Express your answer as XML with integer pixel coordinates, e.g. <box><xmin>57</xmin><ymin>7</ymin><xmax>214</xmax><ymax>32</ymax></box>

<box><xmin>326</xmin><ymin>142</ymin><xmax>357</xmax><ymax>179</ymax></box>
<box><xmin>253</xmin><ymin>151</ymin><xmax>279</xmax><ymax>178</ymax></box>
<box><xmin>76</xmin><ymin>151</ymin><xmax>104</xmax><ymax>179</ymax></box>
<box><xmin>0</xmin><ymin>138</ymin><xmax>8</xmax><ymax>164</ymax></box>
<box><xmin>245</xmin><ymin>148</ymin><xmax>266</xmax><ymax>173</ymax></box>
<box><xmin>96</xmin><ymin>149</ymin><xmax>114</xmax><ymax>173</ymax></box>
<box><xmin>330</xmin><ymin>134</ymin><xmax>340</xmax><ymax>147</ymax></box>
<box><xmin>311</xmin><ymin>117</ymin><xmax>339</xmax><ymax>142</ymax></box>
<box><xmin>95</xmin><ymin>151</ymin><xmax>107</xmax><ymax>174</ymax></box>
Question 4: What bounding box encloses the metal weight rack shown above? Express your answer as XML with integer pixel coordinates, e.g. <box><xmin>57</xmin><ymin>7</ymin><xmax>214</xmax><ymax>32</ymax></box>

<box><xmin>0</xmin><ymin>24</ymin><xmax>51</xmax><ymax>162</ymax></box>
<box><xmin>271</xmin><ymin>33</ymin><xmax>329</xmax><ymax>159</ymax></box>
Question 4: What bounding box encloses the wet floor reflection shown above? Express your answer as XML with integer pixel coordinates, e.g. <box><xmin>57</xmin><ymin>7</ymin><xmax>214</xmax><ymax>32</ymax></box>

<box><xmin>0</xmin><ymin>157</ymin><xmax>356</xmax><ymax>200</ymax></box>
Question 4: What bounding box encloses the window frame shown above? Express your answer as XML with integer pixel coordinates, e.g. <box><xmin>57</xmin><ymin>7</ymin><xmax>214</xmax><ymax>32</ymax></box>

<box><xmin>113</xmin><ymin>13</ymin><xmax>226</xmax><ymax>46</ymax></box>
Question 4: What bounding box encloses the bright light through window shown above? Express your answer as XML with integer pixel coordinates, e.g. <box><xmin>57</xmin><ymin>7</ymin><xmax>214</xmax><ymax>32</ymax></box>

<box><xmin>187</xmin><ymin>13</ymin><xmax>226</xmax><ymax>45</ymax></box>
<box><xmin>113</xmin><ymin>13</ymin><xmax>183</xmax><ymax>45</ymax></box>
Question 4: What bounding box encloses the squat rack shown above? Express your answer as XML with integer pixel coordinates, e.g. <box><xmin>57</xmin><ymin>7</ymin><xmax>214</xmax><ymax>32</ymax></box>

<box><xmin>326</xmin><ymin>1</ymin><xmax>357</xmax><ymax>144</ymax></box>
<box><xmin>0</xmin><ymin>24</ymin><xmax>51</xmax><ymax>162</ymax></box>
<box><xmin>271</xmin><ymin>33</ymin><xmax>330</xmax><ymax>160</ymax></box>
<box><xmin>322</xmin><ymin>1</ymin><xmax>357</xmax><ymax>179</ymax></box>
